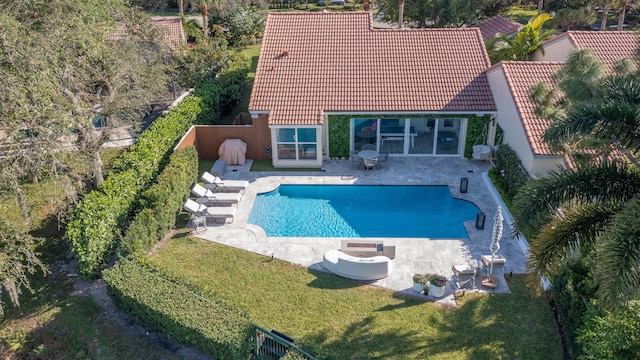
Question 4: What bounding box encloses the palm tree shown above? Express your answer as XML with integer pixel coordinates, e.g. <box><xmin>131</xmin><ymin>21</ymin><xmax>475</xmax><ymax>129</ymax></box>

<box><xmin>186</xmin><ymin>0</ymin><xmax>220</xmax><ymax>36</ymax></box>
<box><xmin>514</xmin><ymin>74</ymin><xmax>640</xmax><ymax>309</ymax></box>
<box><xmin>615</xmin><ymin>0</ymin><xmax>629</xmax><ymax>30</ymax></box>
<box><xmin>493</xmin><ymin>13</ymin><xmax>554</xmax><ymax>61</ymax></box>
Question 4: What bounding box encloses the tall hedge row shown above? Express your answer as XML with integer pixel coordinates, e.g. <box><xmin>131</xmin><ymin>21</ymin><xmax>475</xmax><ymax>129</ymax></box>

<box><xmin>488</xmin><ymin>144</ymin><xmax>530</xmax><ymax>203</ymax></box>
<box><xmin>121</xmin><ymin>146</ymin><xmax>198</xmax><ymax>256</ymax></box>
<box><xmin>67</xmin><ymin>96</ymin><xmax>203</xmax><ymax>278</ymax></box>
<box><xmin>103</xmin><ymin>259</ymin><xmax>254</xmax><ymax>359</ymax></box>
<box><xmin>67</xmin><ymin>57</ymin><xmax>250</xmax><ymax>278</ymax></box>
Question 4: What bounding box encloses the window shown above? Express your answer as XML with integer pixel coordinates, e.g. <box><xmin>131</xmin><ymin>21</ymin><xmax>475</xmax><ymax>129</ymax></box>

<box><xmin>275</xmin><ymin>128</ymin><xmax>318</xmax><ymax>161</ymax></box>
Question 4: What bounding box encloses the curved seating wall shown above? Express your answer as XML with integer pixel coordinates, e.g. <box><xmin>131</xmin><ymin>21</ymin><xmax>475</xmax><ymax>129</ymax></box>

<box><xmin>323</xmin><ymin>250</ymin><xmax>391</xmax><ymax>281</ymax></box>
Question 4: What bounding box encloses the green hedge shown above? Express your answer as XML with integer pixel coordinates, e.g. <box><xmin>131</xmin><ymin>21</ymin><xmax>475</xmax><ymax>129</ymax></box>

<box><xmin>67</xmin><ymin>97</ymin><xmax>202</xmax><ymax>278</ymax></box>
<box><xmin>121</xmin><ymin>147</ymin><xmax>198</xmax><ymax>256</ymax></box>
<box><xmin>103</xmin><ymin>259</ymin><xmax>253</xmax><ymax>359</ymax></box>
<box><xmin>67</xmin><ymin>58</ymin><xmax>249</xmax><ymax>278</ymax></box>
<box><xmin>488</xmin><ymin>144</ymin><xmax>530</xmax><ymax>204</ymax></box>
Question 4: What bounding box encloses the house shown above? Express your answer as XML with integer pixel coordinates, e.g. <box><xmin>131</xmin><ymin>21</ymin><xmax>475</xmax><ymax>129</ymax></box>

<box><xmin>486</xmin><ymin>31</ymin><xmax>639</xmax><ymax>178</ymax></box>
<box><xmin>486</xmin><ymin>61</ymin><xmax>565</xmax><ymax>177</ymax></box>
<box><xmin>532</xmin><ymin>31</ymin><xmax>639</xmax><ymax>69</ymax></box>
<box><xmin>473</xmin><ymin>15</ymin><xmax>523</xmax><ymax>40</ymax></box>
<box><xmin>150</xmin><ymin>17</ymin><xmax>186</xmax><ymax>52</ymax></box>
<box><xmin>249</xmin><ymin>12</ymin><xmax>497</xmax><ymax>167</ymax></box>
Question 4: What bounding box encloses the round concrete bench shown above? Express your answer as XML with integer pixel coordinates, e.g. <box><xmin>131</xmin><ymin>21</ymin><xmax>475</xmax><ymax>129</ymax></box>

<box><xmin>323</xmin><ymin>250</ymin><xmax>392</xmax><ymax>281</ymax></box>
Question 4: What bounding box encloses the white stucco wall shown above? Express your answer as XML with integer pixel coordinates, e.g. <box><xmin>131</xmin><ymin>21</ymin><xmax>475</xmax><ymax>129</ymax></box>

<box><xmin>487</xmin><ymin>67</ymin><xmax>535</xmax><ymax>172</ymax></box>
<box><xmin>529</xmin><ymin>156</ymin><xmax>565</xmax><ymax>178</ymax></box>
<box><xmin>532</xmin><ymin>37</ymin><xmax>574</xmax><ymax>62</ymax></box>
<box><xmin>487</xmin><ymin>66</ymin><xmax>565</xmax><ymax>178</ymax></box>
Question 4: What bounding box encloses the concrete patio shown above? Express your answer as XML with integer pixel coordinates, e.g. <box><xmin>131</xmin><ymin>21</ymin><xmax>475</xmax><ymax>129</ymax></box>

<box><xmin>193</xmin><ymin>156</ymin><xmax>530</xmax><ymax>306</ymax></box>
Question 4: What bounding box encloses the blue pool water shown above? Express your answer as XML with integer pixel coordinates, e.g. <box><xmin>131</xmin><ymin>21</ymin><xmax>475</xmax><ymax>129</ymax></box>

<box><xmin>248</xmin><ymin>185</ymin><xmax>479</xmax><ymax>238</ymax></box>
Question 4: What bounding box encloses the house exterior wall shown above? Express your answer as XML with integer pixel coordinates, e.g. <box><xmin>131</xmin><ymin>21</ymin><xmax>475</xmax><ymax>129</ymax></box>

<box><xmin>270</xmin><ymin>126</ymin><xmax>323</xmax><ymax>168</ymax></box>
<box><xmin>532</xmin><ymin>37</ymin><xmax>574</xmax><ymax>62</ymax></box>
<box><xmin>487</xmin><ymin>67</ymin><xmax>564</xmax><ymax>177</ymax></box>
<box><xmin>487</xmin><ymin>68</ymin><xmax>535</xmax><ymax>172</ymax></box>
<box><xmin>529</xmin><ymin>156</ymin><xmax>565</xmax><ymax>178</ymax></box>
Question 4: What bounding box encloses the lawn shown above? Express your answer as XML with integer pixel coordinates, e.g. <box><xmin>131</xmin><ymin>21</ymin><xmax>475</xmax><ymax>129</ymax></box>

<box><xmin>238</xmin><ymin>44</ymin><xmax>261</xmax><ymax>113</ymax></box>
<box><xmin>505</xmin><ymin>5</ymin><xmax>539</xmax><ymax>24</ymax></box>
<box><xmin>150</xmin><ymin>236</ymin><xmax>564</xmax><ymax>359</ymax></box>
<box><xmin>0</xmin><ymin>147</ymin><xmax>184</xmax><ymax>359</ymax></box>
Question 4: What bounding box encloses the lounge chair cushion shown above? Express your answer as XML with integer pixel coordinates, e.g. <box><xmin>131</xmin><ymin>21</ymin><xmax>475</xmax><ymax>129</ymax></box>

<box><xmin>184</xmin><ymin>199</ymin><xmax>207</xmax><ymax>214</ymax></box>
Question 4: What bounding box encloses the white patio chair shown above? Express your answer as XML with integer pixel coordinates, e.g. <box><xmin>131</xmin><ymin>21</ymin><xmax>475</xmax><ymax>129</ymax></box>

<box><xmin>191</xmin><ymin>184</ymin><xmax>241</xmax><ymax>206</ymax></box>
<box><xmin>183</xmin><ymin>199</ymin><xmax>236</xmax><ymax>224</ymax></box>
<box><xmin>201</xmin><ymin>171</ymin><xmax>249</xmax><ymax>193</ymax></box>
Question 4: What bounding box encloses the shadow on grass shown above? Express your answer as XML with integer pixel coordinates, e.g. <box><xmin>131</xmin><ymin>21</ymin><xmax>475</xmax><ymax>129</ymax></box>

<box><xmin>305</xmin><ymin>267</ymin><xmax>367</xmax><ymax>290</ymax></box>
<box><xmin>297</xmin><ymin>276</ymin><xmax>562</xmax><ymax>359</ymax></box>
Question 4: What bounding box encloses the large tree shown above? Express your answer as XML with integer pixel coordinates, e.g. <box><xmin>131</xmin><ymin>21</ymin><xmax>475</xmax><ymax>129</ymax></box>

<box><xmin>513</xmin><ymin>53</ymin><xmax>640</xmax><ymax>309</ymax></box>
<box><xmin>0</xmin><ymin>218</ymin><xmax>47</xmax><ymax>317</ymax></box>
<box><xmin>0</xmin><ymin>0</ymin><xmax>170</xmax><ymax>198</ymax></box>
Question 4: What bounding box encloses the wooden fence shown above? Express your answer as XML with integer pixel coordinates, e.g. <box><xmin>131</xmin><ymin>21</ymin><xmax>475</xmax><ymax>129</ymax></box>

<box><xmin>176</xmin><ymin>115</ymin><xmax>271</xmax><ymax>160</ymax></box>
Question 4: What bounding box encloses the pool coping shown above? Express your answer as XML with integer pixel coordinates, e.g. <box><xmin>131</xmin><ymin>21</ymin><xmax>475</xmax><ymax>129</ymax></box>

<box><xmin>193</xmin><ymin>157</ymin><xmax>530</xmax><ymax>306</ymax></box>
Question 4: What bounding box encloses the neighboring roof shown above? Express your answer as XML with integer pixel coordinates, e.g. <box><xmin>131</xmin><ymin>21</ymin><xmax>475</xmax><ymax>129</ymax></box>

<box><xmin>487</xmin><ymin>61</ymin><xmax>564</xmax><ymax>156</ymax></box>
<box><xmin>249</xmin><ymin>12</ymin><xmax>496</xmax><ymax>126</ymax></box>
<box><xmin>542</xmin><ymin>31</ymin><xmax>639</xmax><ymax>70</ymax></box>
<box><xmin>150</xmin><ymin>17</ymin><xmax>186</xmax><ymax>51</ymax></box>
<box><xmin>474</xmin><ymin>15</ymin><xmax>522</xmax><ymax>40</ymax></box>
<box><xmin>107</xmin><ymin>18</ymin><xmax>185</xmax><ymax>51</ymax></box>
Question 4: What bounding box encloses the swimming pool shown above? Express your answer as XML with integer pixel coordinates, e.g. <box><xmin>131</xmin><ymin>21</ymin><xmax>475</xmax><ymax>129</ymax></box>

<box><xmin>248</xmin><ymin>185</ymin><xmax>479</xmax><ymax>238</ymax></box>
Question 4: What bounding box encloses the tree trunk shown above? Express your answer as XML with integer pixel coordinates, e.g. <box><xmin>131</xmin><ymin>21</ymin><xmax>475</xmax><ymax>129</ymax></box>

<box><xmin>10</xmin><ymin>177</ymin><xmax>31</xmax><ymax>225</ymax></box>
<box><xmin>398</xmin><ymin>0</ymin><xmax>404</xmax><ymax>29</ymax></box>
<box><xmin>92</xmin><ymin>150</ymin><xmax>104</xmax><ymax>189</ymax></box>
<box><xmin>179</xmin><ymin>0</ymin><xmax>184</xmax><ymax>15</ymax></box>
<box><xmin>617</xmin><ymin>1</ymin><xmax>628</xmax><ymax>31</ymax></box>
<box><xmin>600</xmin><ymin>5</ymin><xmax>610</xmax><ymax>30</ymax></box>
<box><xmin>538</xmin><ymin>0</ymin><xmax>543</xmax><ymax>15</ymax></box>
<box><xmin>200</xmin><ymin>3</ymin><xmax>208</xmax><ymax>36</ymax></box>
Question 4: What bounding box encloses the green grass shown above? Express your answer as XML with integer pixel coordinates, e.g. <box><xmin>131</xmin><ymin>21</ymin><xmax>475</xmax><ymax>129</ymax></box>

<box><xmin>238</xmin><ymin>44</ymin><xmax>261</xmax><ymax>113</ymax></box>
<box><xmin>0</xmin><ymin>150</ymin><xmax>182</xmax><ymax>359</ymax></box>
<box><xmin>150</xmin><ymin>237</ymin><xmax>564</xmax><ymax>359</ymax></box>
<box><xmin>250</xmin><ymin>159</ymin><xmax>322</xmax><ymax>172</ymax></box>
<box><xmin>505</xmin><ymin>5</ymin><xmax>539</xmax><ymax>25</ymax></box>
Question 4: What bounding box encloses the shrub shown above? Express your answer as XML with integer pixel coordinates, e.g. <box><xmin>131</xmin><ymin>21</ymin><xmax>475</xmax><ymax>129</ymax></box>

<box><xmin>68</xmin><ymin>94</ymin><xmax>203</xmax><ymax>278</ymax></box>
<box><xmin>489</xmin><ymin>144</ymin><xmax>530</xmax><ymax>203</ymax></box>
<box><xmin>577</xmin><ymin>303</ymin><xmax>640</xmax><ymax>359</ymax></box>
<box><xmin>103</xmin><ymin>258</ymin><xmax>253</xmax><ymax>359</ymax></box>
<box><xmin>551</xmin><ymin>257</ymin><xmax>597</xmax><ymax>358</ymax></box>
<box><xmin>121</xmin><ymin>147</ymin><xmax>198</xmax><ymax>256</ymax></box>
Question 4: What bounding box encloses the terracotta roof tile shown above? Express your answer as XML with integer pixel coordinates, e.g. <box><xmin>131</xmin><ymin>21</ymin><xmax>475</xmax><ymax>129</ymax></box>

<box><xmin>474</xmin><ymin>15</ymin><xmax>522</xmax><ymax>40</ymax></box>
<box><xmin>150</xmin><ymin>17</ymin><xmax>186</xmax><ymax>51</ymax></box>
<box><xmin>250</xmin><ymin>12</ymin><xmax>496</xmax><ymax>126</ymax></box>
<box><xmin>494</xmin><ymin>61</ymin><xmax>565</xmax><ymax>156</ymax></box>
<box><xmin>543</xmin><ymin>30</ymin><xmax>639</xmax><ymax>71</ymax></box>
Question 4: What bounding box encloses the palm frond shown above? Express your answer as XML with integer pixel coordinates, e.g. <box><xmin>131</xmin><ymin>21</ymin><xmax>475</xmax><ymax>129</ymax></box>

<box><xmin>529</xmin><ymin>202</ymin><xmax>615</xmax><ymax>280</ymax></box>
<box><xmin>594</xmin><ymin>195</ymin><xmax>640</xmax><ymax>309</ymax></box>
<box><xmin>511</xmin><ymin>163</ymin><xmax>640</xmax><ymax>236</ymax></box>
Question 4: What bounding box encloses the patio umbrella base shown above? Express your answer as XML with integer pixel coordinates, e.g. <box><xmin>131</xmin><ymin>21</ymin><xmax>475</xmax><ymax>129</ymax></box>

<box><xmin>481</xmin><ymin>276</ymin><xmax>498</xmax><ymax>289</ymax></box>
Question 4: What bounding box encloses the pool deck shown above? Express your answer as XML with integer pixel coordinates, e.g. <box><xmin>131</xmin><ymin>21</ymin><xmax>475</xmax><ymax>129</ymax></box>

<box><xmin>194</xmin><ymin>157</ymin><xmax>530</xmax><ymax>306</ymax></box>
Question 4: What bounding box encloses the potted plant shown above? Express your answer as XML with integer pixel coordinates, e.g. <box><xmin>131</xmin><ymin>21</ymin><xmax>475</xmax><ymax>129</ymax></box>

<box><xmin>428</xmin><ymin>274</ymin><xmax>448</xmax><ymax>298</ymax></box>
<box><xmin>412</xmin><ymin>274</ymin><xmax>427</xmax><ymax>293</ymax></box>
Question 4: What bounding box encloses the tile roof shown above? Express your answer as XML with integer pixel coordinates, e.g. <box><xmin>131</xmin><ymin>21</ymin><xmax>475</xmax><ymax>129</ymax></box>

<box><xmin>543</xmin><ymin>31</ymin><xmax>639</xmax><ymax>70</ymax></box>
<box><xmin>249</xmin><ymin>12</ymin><xmax>496</xmax><ymax>126</ymax></box>
<box><xmin>489</xmin><ymin>61</ymin><xmax>565</xmax><ymax>156</ymax></box>
<box><xmin>150</xmin><ymin>17</ymin><xmax>186</xmax><ymax>51</ymax></box>
<box><xmin>474</xmin><ymin>15</ymin><xmax>522</xmax><ymax>40</ymax></box>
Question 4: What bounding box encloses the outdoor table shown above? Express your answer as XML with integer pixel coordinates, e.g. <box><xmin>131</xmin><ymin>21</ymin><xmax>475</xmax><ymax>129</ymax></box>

<box><xmin>358</xmin><ymin>150</ymin><xmax>379</xmax><ymax>160</ymax></box>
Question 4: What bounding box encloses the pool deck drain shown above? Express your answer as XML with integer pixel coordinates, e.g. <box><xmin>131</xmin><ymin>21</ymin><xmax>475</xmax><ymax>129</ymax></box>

<box><xmin>195</xmin><ymin>157</ymin><xmax>529</xmax><ymax>306</ymax></box>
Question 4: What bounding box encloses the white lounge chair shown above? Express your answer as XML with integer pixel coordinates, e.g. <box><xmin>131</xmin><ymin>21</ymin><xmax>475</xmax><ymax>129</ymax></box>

<box><xmin>183</xmin><ymin>199</ymin><xmax>236</xmax><ymax>223</ymax></box>
<box><xmin>191</xmin><ymin>184</ymin><xmax>241</xmax><ymax>206</ymax></box>
<box><xmin>201</xmin><ymin>171</ymin><xmax>249</xmax><ymax>193</ymax></box>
